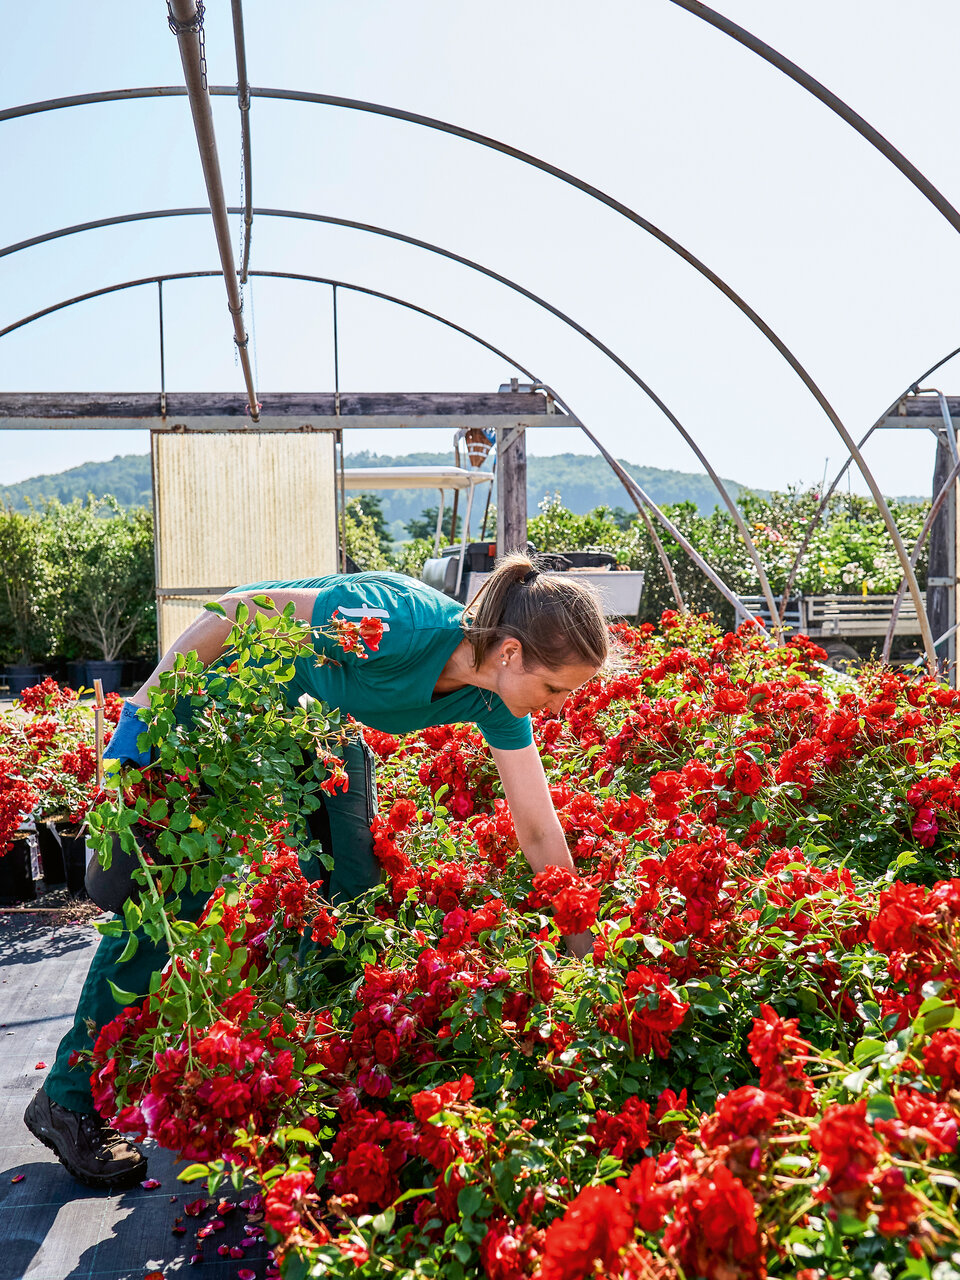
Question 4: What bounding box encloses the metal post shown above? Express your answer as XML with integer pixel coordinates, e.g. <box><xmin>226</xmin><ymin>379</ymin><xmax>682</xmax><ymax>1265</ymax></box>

<box><xmin>332</xmin><ymin>284</ymin><xmax>341</xmax><ymax>418</ymax></box>
<box><xmin>166</xmin><ymin>0</ymin><xmax>260</xmax><ymax>421</ymax></box>
<box><xmin>157</xmin><ymin>280</ymin><xmax>166</xmax><ymax>418</ymax></box>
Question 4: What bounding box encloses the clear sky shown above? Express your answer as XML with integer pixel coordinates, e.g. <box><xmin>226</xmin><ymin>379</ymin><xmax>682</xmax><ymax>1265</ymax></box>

<box><xmin>2</xmin><ymin>1</ymin><xmax>959</xmax><ymax>499</ymax></box>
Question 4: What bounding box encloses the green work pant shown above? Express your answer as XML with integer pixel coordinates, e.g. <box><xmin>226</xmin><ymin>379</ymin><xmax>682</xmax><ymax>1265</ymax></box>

<box><xmin>45</xmin><ymin>737</ymin><xmax>379</xmax><ymax>1115</ymax></box>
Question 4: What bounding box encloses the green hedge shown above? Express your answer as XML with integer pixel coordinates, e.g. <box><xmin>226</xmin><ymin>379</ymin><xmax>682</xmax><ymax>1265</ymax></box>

<box><xmin>0</xmin><ymin>498</ymin><xmax>155</xmax><ymax>665</ymax></box>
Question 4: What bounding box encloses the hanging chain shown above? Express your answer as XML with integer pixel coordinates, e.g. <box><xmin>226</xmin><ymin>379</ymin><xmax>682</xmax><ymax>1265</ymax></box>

<box><xmin>167</xmin><ymin>1</ymin><xmax>207</xmax><ymax>91</ymax></box>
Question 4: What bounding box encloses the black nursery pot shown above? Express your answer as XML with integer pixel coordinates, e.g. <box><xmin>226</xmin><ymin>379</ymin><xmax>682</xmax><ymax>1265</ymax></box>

<box><xmin>85</xmin><ymin>824</ymin><xmax>164</xmax><ymax>915</ymax></box>
<box><xmin>0</xmin><ymin>833</ymin><xmax>36</xmax><ymax>905</ymax></box>
<box><xmin>84</xmin><ymin>660</ymin><xmax>125</xmax><ymax>696</ymax></box>
<box><xmin>57</xmin><ymin>823</ymin><xmax>90</xmax><ymax>897</ymax></box>
<box><xmin>6</xmin><ymin>665</ymin><xmax>41</xmax><ymax>697</ymax></box>
<box><xmin>35</xmin><ymin>821</ymin><xmax>66</xmax><ymax>886</ymax></box>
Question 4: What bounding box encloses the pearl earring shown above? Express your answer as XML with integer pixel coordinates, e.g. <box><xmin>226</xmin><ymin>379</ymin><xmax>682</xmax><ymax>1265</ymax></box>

<box><xmin>502</xmin><ymin>659</ymin><xmax>507</xmax><ymax>666</ymax></box>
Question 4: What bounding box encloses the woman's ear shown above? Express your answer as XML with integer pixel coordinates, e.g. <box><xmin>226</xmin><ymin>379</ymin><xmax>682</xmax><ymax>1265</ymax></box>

<box><xmin>500</xmin><ymin>639</ymin><xmax>523</xmax><ymax>667</ymax></box>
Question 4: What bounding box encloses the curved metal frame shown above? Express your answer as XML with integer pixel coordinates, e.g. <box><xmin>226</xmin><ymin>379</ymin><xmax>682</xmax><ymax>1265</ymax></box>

<box><xmin>0</xmin><ymin>265</ymin><xmax>704</xmax><ymax>611</ymax></box>
<box><xmin>668</xmin><ymin>1</ymin><xmax>960</xmax><ymax>237</ymax></box>
<box><xmin>779</xmin><ymin>346</ymin><xmax>960</xmax><ymax>621</ymax></box>
<box><xmin>880</xmin><ymin>450</ymin><xmax>960</xmax><ymax>662</ymax></box>
<box><xmin>0</xmin><ymin>203</ymin><xmax>782</xmax><ymax>627</ymax></box>
<box><xmin>0</xmin><ymin>85</ymin><xmax>935</xmax><ymax>660</ymax></box>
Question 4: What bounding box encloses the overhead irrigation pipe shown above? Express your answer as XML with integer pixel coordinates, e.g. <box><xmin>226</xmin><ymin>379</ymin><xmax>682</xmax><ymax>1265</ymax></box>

<box><xmin>881</xmin><ymin>449</ymin><xmax>960</xmax><ymax>663</ymax></box>
<box><xmin>667</xmin><ymin>1</ymin><xmax>960</xmax><ymax>240</ymax></box>
<box><xmin>0</xmin><ymin>87</ymin><xmax>932</xmax><ymax>658</ymax></box>
<box><xmin>0</xmin><ymin>203</ymin><xmax>780</xmax><ymax>630</ymax></box>
<box><xmin>0</xmin><ymin>267</ymin><xmax>690</xmax><ymax>612</ymax></box>
<box><xmin>229</xmin><ymin>0</ymin><xmax>253</xmax><ymax>283</ymax></box>
<box><xmin>165</xmin><ymin>1</ymin><xmax>259</xmax><ymax>419</ymax></box>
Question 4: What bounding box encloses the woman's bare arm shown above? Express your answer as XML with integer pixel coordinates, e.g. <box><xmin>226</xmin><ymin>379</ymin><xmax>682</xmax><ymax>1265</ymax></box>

<box><xmin>490</xmin><ymin>742</ymin><xmax>593</xmax><ymax>958</ymax></box>
<box><xmin>129</xmin><ymin>588</ymin><xmax>320</xmax><ymax>707</ymax></box>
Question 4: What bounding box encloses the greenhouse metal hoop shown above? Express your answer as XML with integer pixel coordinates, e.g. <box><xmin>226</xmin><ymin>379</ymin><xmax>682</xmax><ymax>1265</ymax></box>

<box><xmin>0</xmin><ymin>262</ymin><xmax>742</xmax><ymax>618</ymax></box>
<box><xmin>779</xmin><ymin>347</ymin><xmax>960</xmax><ymax>625</ymax></box>
<box><xmin>0</xmin><ymin>80</ymin><xmax>938</xmax><ymax>660</ymax></box>
<box><xmin>0</xmin><ymin>205</ymin><xmax>781</xmax><ymax>629</ymax></box>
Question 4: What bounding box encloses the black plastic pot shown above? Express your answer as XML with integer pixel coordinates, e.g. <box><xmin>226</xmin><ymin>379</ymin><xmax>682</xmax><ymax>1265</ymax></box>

<box><xmin>35</xmin><ymin>820</ymin><xmax>66</xmax><ymax>886</ymax></box>
<box><xmin>57</xmin><ymin>823</ymin><xmax>89</xmax><ymax>897</ymax></box>
<box><xmin>0</xmin><ymin>833</ymin><xmax>36</xmax><ymax>904</ymax></box>
<box><xmin>6</xmin><ymin>665</ymin><xmax>41</xmax><ymax>697</ymax></box>
<box><xmin>84</xmin><ymin>660</ymin><xmax>125</xmax><ymax>695</ymax></box>
<box><xmin>66</xmin><ymin>660</ymin><xmax>87</xmax><ymax>691</ymax></box>
<box><xmin>85</xmin><ymin>824</ymin><xmax>163</xmax><ymax>914</ymax></box>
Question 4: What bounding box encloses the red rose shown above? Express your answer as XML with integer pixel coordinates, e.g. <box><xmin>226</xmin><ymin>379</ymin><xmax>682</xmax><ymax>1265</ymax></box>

<box><xmin>810</xmin><ymin>1101</ymin><xmax>880</xmax><ymax>1216</ymax></box>
<box><xmin>538</xmin><ymin>1184</ymin><xmax>635</xmax><ymax>1280</ymax></box>
<box><xmin>732</xmin><ymin>756</ymin><xmax>763</xmax><ymax>795</ymax></box>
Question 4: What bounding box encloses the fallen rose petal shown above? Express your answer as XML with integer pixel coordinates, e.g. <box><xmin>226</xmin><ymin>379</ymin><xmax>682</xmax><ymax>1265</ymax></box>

<box><xmin>141</xmin><ymin>1178</ymin><xmax>161</xmax><ymax>1189</ymax></box>
<box><xmin>217</xmin><ymin>1245</ymin><xmax>230</xmax><ymax>1258</ymax></box>
<box><xmin>216</xmin><ymin>1199</ymin><xmax>234</xmax><ymax>1214</ymax></box>
<box><xmin>171</xmin><ymin>1226</ymin><xmax>186</xmax><ymax>1236</ymax></box>
<box><xmin>196</xmin><ymin>1225</ymin><xmax>214</xmax><ymax>1239</ymax></box>
<box><xmin>184</xmin><ymin>1197</ymin><xmax>208</xmax><ymax>1216</ymax></box>
<box><xmin>10</xmin><ymin>1174</ymin><xmax>24</xmax><ymax>1183</ymax></box>
<box><xmin>238</xmin><ymin>1271</ymin><xmax>257</xmax><ymax>1280</ymax></box>
<box><xmin>210</xmin><ymin>1218</ymin><xmax>225</xmax><ymax>1230</ymax></box>
<box><xmin>145</xmin><ymin>1272</ymin><xmax>164</xmax><ymax>1280</ymax></box>
<box><xmin>34</xmin><ymin>1062</ymin><xmax>46</xmax><ymax>1070</ymax></box>
<box><xmin>189</xmin><ymin>1254</ymin><xmax>203</xmax><ymax>1266</ymax></box>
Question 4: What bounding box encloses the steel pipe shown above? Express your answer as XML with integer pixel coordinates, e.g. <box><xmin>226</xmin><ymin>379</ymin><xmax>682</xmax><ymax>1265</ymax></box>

<box><xmin>0</xmin><ymin>202</ymin><xmax>782</xmax><ymax>628</ymax></box>
<box><xmin>668</xmin><ymin>0</ymin><xmax>960</xmax><ymax>238</ymax></box>
<box><xmin>881</xmin><ymin>450</ymin><xmax>960</xmax><ymax>662</ymax></box>
<box><xmin>0</xmin><ymin>85</ymin><xmax>933</xmax><ymax>653</ymax></box>
<box><xmin>166</xmin><ymin>2</ymin><xmax>259</xmax><ymax>419</ymax></box>
<box><xmin>0</xmin><ymin>267</ymin><xmax>690</xmax><ymax>613</ymax></box>
<box><xmin>230</xmin><ymin>0</ymin><xmax>253</xmax><ymax>283</ymax></box>
<box><xmin>779</xmin><ymin>347</ymin><xmax>960</xmax><ymax>627</ymax></box>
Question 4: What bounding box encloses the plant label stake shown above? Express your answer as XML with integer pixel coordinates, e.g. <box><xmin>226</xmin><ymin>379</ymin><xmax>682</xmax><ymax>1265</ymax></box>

<box><xmin>93</xmin><ymin>679</ymin><xmax>105</xmax><ymax>789</ymax></box>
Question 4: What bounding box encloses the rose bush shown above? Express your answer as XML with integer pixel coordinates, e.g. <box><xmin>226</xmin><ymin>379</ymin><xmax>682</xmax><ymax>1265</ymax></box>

<box><xmin>0</xmin><ymin>678</ymin><xmax>124</xmax><ymax>853</ymax></box>
<box><xmin>18</xmin><ymin>608</ymin><xmax>960</xmax><ymax>1278</ymax></box>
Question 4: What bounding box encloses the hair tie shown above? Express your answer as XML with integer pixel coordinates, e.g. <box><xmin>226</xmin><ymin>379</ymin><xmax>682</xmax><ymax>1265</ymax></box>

<box><xmin>523</xmin><ymin>569</ymin><xmax>539</xmax><ymax>583</ymax></box>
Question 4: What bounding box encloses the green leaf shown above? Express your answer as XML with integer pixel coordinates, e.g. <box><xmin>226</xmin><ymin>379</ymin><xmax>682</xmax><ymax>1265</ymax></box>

<box><xmin>117</xmin><ymin>932</ymin><xmax>139</xmax><ymax>964</ymax></box>
<box><xmin>457</xmin><ymin>1184</ymin><xmax>486</xmax><ymax>1218</ymax></box>
<box><xmin>106</xmin><ymin>980</ymin><xmax>140</xmax><ymax>1006</ymax></box>
<box><xmin>204</xmin><ymin>601</ymin><xmax>227</xmax><ymax>617</ymax></box>
<box><xmin>918</xmin><ymin>997</ymin><xmax>960</xmax><ymax>1033</ymax></box>
<box><xmin>177</xmin><ymin>1163</ymin><xmax>210</xmax><ymax>1182</ymax></box>
<box><xmin>852</xmin><ymin>1037</ymin><xmax>886</xmax><ymax>1065</ymax></box>
<box><xmin>371</xmin><ymin>1207</ymin><xmax>396</xmax><ymax>1234</ymax></box>
<box><xmin>866</xmin><ymin>1093</ymin><xmax>897</xmax><ymax>1121</ymax></box>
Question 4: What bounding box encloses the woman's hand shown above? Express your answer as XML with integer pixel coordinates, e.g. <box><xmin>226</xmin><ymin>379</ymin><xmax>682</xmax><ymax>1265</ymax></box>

<box><xmin>564</xmin><ymin>930</ymin><xmax>594</xmax><ymax>960</ymax></box>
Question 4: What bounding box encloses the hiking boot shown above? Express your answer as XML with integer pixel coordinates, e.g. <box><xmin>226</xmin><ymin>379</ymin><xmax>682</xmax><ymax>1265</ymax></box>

<box><xmin>24</xmin><ymin>1086</ymin><xmax>147</xmax><ymax>1190</ymax></box>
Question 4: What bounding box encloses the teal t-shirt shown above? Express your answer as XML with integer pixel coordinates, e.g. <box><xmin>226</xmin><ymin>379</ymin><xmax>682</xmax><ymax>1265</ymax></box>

<box><xmin>231</xmin><ymin>572</ymin><xmax>533</xmax><ymax>751</ymax></box>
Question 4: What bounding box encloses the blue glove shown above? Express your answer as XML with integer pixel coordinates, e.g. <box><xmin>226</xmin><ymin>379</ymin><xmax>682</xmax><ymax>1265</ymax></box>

<box><xmin>104</xmin><ymin>700</ymin><xmax>153</xmax><ymax>768</ymax></box>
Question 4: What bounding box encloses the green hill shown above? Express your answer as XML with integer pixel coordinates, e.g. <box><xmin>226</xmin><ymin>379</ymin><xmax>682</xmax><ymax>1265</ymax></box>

<box><xmin>0</xmin><ymin>454</ymin><xmax>153</xmax><ymax>509</ymax></box>
<box><xmin>0</xmin><ymin>450</ymin><xmax>757</xmax><ymax>522</ymax></box>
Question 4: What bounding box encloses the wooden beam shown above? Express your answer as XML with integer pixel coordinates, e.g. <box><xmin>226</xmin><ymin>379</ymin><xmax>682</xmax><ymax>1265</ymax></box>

<box><xmin>879</xmin><ymin>394</ymin><xmax>960</xmax><ymax>428</ymax></box>
<box><xmin>0</xmin><ymin>390</ymin><xmax>578</xmax><ymax>431</ymax></box>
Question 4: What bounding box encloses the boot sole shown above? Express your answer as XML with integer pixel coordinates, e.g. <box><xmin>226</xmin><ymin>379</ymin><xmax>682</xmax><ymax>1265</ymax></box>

<box><xmin>24</xmin><ymin>1098</ymin><xmax>147</xmax><ymax>1192</ymax></box>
